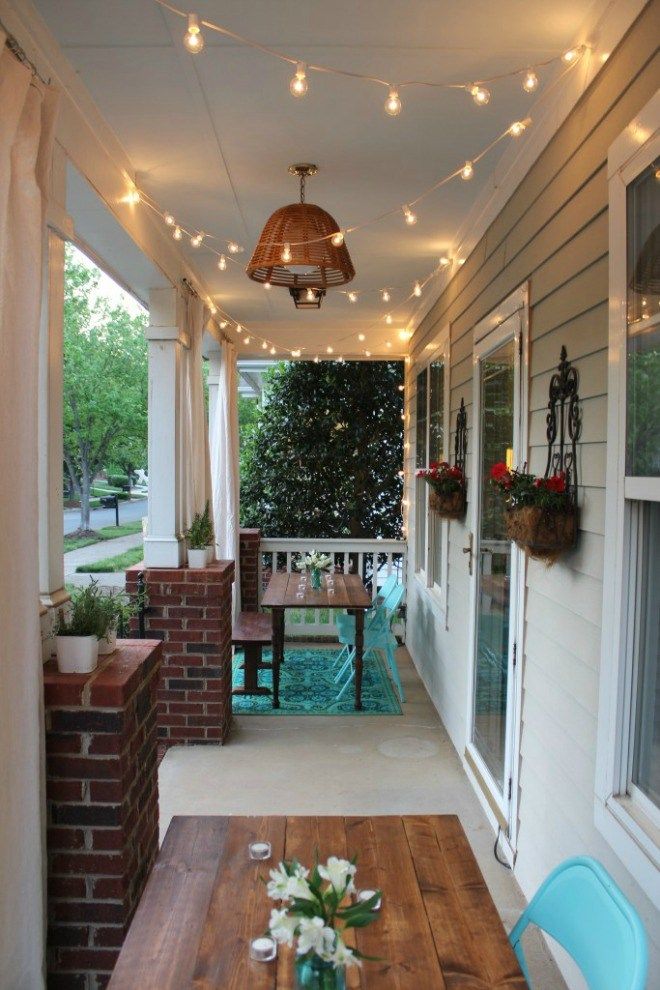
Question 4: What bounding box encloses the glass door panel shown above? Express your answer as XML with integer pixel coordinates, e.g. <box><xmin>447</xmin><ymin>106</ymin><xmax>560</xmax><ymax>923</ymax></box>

<box><xmin>472</xmin><ymin>339</ymin><xmax>515</xmax><ymax>790</ymax></box>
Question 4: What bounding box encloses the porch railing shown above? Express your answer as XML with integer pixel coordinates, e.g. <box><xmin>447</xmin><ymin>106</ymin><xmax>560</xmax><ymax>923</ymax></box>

<box><xmin>259</xmin><ymin>538</ymin><xmax>407</xmax><ymax>638</ymax></box>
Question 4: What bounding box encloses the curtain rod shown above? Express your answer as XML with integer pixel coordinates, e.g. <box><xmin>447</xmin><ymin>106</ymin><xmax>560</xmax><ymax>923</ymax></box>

<box><xmin>1</xmin><ymin>18</ymin><xmax>51</xmax><ymax>86</ymax></box>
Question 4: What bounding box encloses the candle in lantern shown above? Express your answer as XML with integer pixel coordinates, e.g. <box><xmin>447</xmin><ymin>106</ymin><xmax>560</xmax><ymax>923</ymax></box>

<box><xmin>249</xmin><ymin>935</ymin><xmax>277</xmax><ymax>962</ymax></box>
<box><xmin>249</xmin><ymin>841</ymin><xmax>272</xmax><ymax>860</ymax></box>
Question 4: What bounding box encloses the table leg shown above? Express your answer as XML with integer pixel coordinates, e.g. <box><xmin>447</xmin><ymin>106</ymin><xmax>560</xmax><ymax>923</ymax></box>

<box><xmin>272</xmin><ymin>608</ymin><xmax>284</xmax><ymax>709</ymax></box>
<box><xmin>354</xmin><ymin>608</ymin><xmax>364</xmax><ymax>711</ymax></box>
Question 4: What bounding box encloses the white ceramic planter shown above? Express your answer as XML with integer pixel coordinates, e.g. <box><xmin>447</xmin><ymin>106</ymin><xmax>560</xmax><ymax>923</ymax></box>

<box><xmin>98</xmin><ymin>626</ymin><xmax>117</xmax><ymax>656</ymax></box>
<box><xmin>205</xmin><ymin>545</ymin><xmax>215</xmax><ymax>564</ymax></box>
<box><xmin>187</xmin><ymin>548</ymin><xmax>207</xmax><ymax>569</ymax></box>
<box><xmin>56</xmin><ymin>635</ymin><xmax>99</xmax><ymax>674</ymax></box>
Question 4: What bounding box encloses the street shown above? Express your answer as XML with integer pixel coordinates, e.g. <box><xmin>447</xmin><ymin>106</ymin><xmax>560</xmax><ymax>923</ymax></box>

<box><xmin>63</xmin><ymin>497</ymin><xmax>147</xmax><ymax>534</ymax></box>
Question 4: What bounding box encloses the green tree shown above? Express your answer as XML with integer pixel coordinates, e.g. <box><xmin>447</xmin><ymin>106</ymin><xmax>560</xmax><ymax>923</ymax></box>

<box><xmin>240</xmin><ymin>361</ymin><xmax>404</xmax><ymax>538</ymax></box>
<box><xmin>63</xmin><ymin>249</ymin><xmax>148</xmax><ymax>533</ymax></box>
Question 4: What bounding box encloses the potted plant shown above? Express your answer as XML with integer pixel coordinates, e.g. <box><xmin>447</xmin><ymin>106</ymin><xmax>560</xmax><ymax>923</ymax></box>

<box><xmin>266</xmin><ymin>855</ymin><xmax>381</xmax><ymax>988</ymax></box>
<box><xmin>54</xmin><ymin>582</ymin><xmax>104</xmax><ymax>674</ymax></box>
<box><xmin>295</xmin><ymin>551</ymin><xmax>333</xmax><ymax>590</ymax></box>
<box><xmin>416</xmin><ymin>461</ymin><xmax>466</xmax><ymax>519</ymax></box>
<box><xmin>490</xmin><ymin>462</ymin><xmax>577</xmax><ymax>564</ymax></box>
<box><xmin>186</xmin><ymin>507</ymin><xmax>208</xmax><ymax>568</ymax></box>
<box><xmin>199</xmin><ymin>500</ymin><xmax>215</xmax><ymax>563</ymax></box>
<box><xmin>96</xmin><ymin>588</ymin><xmax>135</xmax><ymax>655</ymax></box>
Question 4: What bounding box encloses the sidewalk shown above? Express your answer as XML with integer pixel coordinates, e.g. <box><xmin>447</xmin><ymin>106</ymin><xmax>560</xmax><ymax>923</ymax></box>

<box><xmin>64</xmin><ymin>532</ymin><xmax>143</xmax><ymax>590</ymax></box>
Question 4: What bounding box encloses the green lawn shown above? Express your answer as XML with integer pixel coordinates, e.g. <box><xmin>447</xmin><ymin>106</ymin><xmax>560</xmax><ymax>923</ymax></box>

<box><xmin>64</xmin><ymin>520</ymin><xmax>143</xmax><ymax>554</ymax></box>
<box><xmin>76</xmin><ymin>545</ymin><xmax>144</xmax><ymax>573</ymax></box>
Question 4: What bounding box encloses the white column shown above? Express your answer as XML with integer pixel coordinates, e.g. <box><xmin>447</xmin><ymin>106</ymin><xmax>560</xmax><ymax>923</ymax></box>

<box><xmin>143</xmin><ymin>286</ymin><xmax>188</xmax><ymax>567</ymax></box>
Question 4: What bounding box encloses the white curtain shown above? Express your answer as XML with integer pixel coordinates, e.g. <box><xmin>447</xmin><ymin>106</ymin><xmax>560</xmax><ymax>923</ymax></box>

<box><xmin>0</xmin><ymin>40</ymin><xmax>58</xmax><ymax>990</ymax></box>
<box><xmin>209</xmin><ymin>339</ymin><xmax>240</xmax><ymax>617</ymax></box>
<box><xmin>180</xmin><ymin>294</ymin><xmax>211</xmax><ymax>529</ymax></box>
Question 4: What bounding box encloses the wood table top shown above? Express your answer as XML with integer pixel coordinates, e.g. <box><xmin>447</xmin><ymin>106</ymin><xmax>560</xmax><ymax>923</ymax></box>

<box><xmin>262</xmin><ymin>572</ymin><xmax>372</xmax><ymax>610</ymax></box>
<box><xmin>109</xmin><ymin>814</ymin><xmax>527</xmax><ymax>989</ymax></box>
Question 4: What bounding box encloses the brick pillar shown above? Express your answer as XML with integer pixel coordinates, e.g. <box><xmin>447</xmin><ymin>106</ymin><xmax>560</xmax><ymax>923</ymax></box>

<box><xmin>126</xmin><ymin>560</ymin><xmax>234</xmax><ymax>747</ymax></box>
<box><xmin>44</xmin><ymin>640</ymin><xmax>161</xmax><ymax>989</ymax></box>
<box><xmin>239</xmin><ymin>528</ymin><xmax>260</xmax><ymax>611</ymax></box>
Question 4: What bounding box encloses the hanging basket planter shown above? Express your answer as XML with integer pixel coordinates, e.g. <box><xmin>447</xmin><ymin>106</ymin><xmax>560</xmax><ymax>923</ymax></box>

<box><xmin>429</xmin><ymin>487</ymin><xmax>466</xmax><ymax>519</ymax></box>
<box><xmin>505</xmin><ymin>504</ymin><xmax>578</xmax><ymax>564</ymax></box>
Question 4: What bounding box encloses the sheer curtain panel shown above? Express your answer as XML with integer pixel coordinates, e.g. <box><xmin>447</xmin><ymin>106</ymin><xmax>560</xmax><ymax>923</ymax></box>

<box><xmin>209</xmin><ymin>340</ymin><xmax>240</xmax><ymax>616</ymax></box>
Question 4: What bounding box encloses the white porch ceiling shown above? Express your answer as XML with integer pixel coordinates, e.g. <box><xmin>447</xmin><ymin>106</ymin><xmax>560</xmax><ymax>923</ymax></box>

<box><xmin>33</xmin><ymin>0</ymin><xmax>603</xmax><ymax>358</ymax></box>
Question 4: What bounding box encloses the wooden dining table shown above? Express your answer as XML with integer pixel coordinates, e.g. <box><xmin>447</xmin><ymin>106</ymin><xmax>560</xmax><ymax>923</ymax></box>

<box><xmin>261</xmin><ymin>572</ymin><xmax>372</xmax><ymax>710</ymax></box>
<box><xmin>109</xmin><ymin>814</ymin><xmax>527</xmax><ymax>989</ymax></box>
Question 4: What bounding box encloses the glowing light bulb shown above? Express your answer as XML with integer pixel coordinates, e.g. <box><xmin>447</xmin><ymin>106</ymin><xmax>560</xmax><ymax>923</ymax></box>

<box><xmin>386</xmin><ymin>341</ymin><xmax>392</xmax><ymax>349</ymax></box>
<box><xmin>124</xmin><ymin>188</ymin><xmax>140</xmax><ymax>205</ymax></box>
<box><xmin>398</xmin><ymin>329</ymin><xmax>412</xmax><ymax>341</ymax></box>
<box><xmin>381</xmin><ymin>289</ymin><xmax>390</xmax><ymax>303</ymax></box>
<box><xmin>164</xmin><ymin>213</ymin><xmax>175</xmax><ymax>226</ymax></box>
<box><xmin>218</xmin><ymin>254</ymin><xmax>227</xmax><ymax>271</ymax></box>
<box><xmin>290</xmin><ymin>62</ymin><xmax>308</xmax><ymax>97</ymax></box>
<box><xmin>522</xmin><ymin>69</ymin><xmax>538</xmax><ymax>93</ymax></box>
<box><xmin>461</xmin><ymin>161</ymin><xmax>474</xmax><ymax>181</ymax></box>
<box><xmin>358</xmin><ymin>333</ymin><xmax>366</xmax><ymax>342</ymax></box>
<box><xmin>385</xmin><ymin>313</ymin><xmax>393</xmax><ymax>324</ymax></box>
<box><xmin>183</xmin><ymin>13</ymin><xmax>204</xmax><ymax>53</ymax></box>
<box><xmin>190</xmin><ymin>232</ymin><xmax>203</xmax><ymax>248</ymax></box>
<box><xmin>281</xmin><ymin>243</ymin><xmax>292</xmax><ymax>263</ymax></box>
<box><xmin>331</xmin><ymin>230</ymin><xmax>344</xmax><ymax>246</ymax></box>
<box><xmin>326</xmin><ymin>346</ymin><xmax>334</xmax><ymax>354</ymax></box>
<box><xmin>398</xmin><ymin>385</ymin><xmax>405</xmax><ymax>391</ymax></box>
<box><xmin>313</xmin><ymin>355</ymin><xmax>319</xmax><ymax>363</ymax></box>
<box><xmin>270</xmin><ymin>346</ymin><xmax>276</xmax><ymax>355</ymax></box>
<box><xmin>403</xmin><ymin>205</ymin><xmax>417</xmax><ymax>225</ymax></box>
<box><xmin>365</xmin><ymin>349</ymin><xmax>371</xmax><ymax>357</ymax></box>
<box><xmin>291</xmin><ymin>349</ymin><xmax>301</xmax><ymax>357</ymax></box>
<box><xmin>306</xmin><ymin>288</ymin><xmax>315</xmax><ymax>302</ymax></box>
<box><xmin>413</xmin><ymin>281</ymin><xmax>422</xmax><ymax>297</ymax></box>
<box><xmin>347</xmin><ymin>291</ymin><xmax>357</xmax><ymax>303</ymax></box>
<box><xmin>263</xmin><ymin>281</ymin><xmax>271</xmax><ymax>290</ymax></box>
<box><xmin>338</xmin><ymin>356</ymin><xmax>344</xmax><ymax>363</ymax></box>
<box><xmin>562</xmin><ymin>48</ymin><xmax>579</xmax><ymax>63</ymax></box>
<box><xmin>228</xmin><ymin>241</ymin><xmax>241</xmax><ymax>254</ymax></box>
<box><xmin>457</xmin><ymin>258</ymin><xmax>466</xmax><ymax>265</ymax></box>
<box><xmin>470</xmin><ymin>84</ymin><xmax>490</xmax><ymax>106</ymax></box>
<box><xmin>235</xmin><ymin>324</ymin><xmax>242</xmax><ymax>335</ymax></box>
<box><xmin>244</xmin><ymin>335</ymin><xmax>251</xmax><ymax>345</ymax></box>
<box><xmin>439</xmin><ymin>255</ymin><xmax>451</xmax><ymax>267</ymax></box>
<box><xmin>509</xmin><ymin>120</ymin><xmax>527</xmax><ymax>137</ymax></box>
<box><xmin>262</xmin><ymin>341</ymin><xmax>268</xmax><ymax>350</ymax></box>
<box><xmin>384</xmin><ymin>86</ymin><xmax>402</xmax><ymax>116</ymax></box>
<box><xmin>219</xmin><ymin>320</ymin><xmax>228</xmax><ymax>329</ymax></box>
<box><xmin>173</xmin><ymin>225</ymin><xmax>183</xmax><ymax>241</ymax></box>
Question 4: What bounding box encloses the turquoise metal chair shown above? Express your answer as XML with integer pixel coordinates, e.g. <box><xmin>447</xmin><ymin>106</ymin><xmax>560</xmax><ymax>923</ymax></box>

<box><xmin>335</xmin><ymin>585</ymin><xmax>406</xmax><ymax>703</ymax></box>
<box><xmin>331</xmin><ymin>574</ymin><xmax>399</xmax><ymax>671</ymax></box>
<box><xmin>509</xmin><ymin>857</ymin><xmax>648</xmax><ymax>990</ymax></box>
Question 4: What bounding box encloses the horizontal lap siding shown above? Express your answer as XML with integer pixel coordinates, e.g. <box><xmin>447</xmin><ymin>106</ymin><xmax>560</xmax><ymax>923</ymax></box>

<box><xmin>405</xmin><ymin>4</ymin><xmax>660</xmax><ymax>986</ymax></box>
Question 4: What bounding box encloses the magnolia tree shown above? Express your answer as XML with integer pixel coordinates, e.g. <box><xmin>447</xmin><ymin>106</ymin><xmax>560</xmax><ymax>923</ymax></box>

<box><xmin>240</xmin><ymin>360</ymin><xmax>404</xmax><ymax>538</ymax></box>
<box><xmin>63</xmin><ymin>248</ymin><xmax>148</xmax><ymax>533</ymax></box>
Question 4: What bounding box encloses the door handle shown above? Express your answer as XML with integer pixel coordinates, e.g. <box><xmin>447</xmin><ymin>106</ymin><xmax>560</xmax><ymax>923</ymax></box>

<box><xmin>463</xmin><ymin>533</ymin><xmax>473</xmax><ymax>576</ymax></box>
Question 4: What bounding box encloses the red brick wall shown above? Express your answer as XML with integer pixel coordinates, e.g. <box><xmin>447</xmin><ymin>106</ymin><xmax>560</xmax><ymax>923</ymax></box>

<box><xmin>44</xmin><ymin>641</ymin><xmax>161</xmax><ymax>989</ymax></box>
<box><xmin>239</xmin><ymin>528</ymin><xmax>260</xmax><ymax>611</ymax></box>
<box><xmin>126</xmin><ymin>561</ymin><xmax>234</xmax><ymax>748</ymax></box>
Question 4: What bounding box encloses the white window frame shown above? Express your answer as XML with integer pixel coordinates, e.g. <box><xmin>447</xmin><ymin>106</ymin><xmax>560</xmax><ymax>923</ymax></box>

<box><xmin>595</xmin><ymin>92</ymin><xmax>660</xmax><ymax>908</ymax></box>
<box><xmin>412</xmin><ymin>327</ymin><xmax>450</xmax><ymax>613</ymax></box>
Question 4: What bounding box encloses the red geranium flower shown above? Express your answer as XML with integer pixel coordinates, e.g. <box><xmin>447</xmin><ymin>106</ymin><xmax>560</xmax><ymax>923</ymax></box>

<box><xmin>448</xmin><ymin>466</ymin><xmax>464</xmax><ymax>479</ymax></box>
<box><xmin>490</xmin><ymin>462</ymin><xmax>510</xmax><ymax>483</ymax></box>
<box><xmin>545</xmin><ymin>472</ymin><xmax>566</xmax><ymax>494</ymax></box>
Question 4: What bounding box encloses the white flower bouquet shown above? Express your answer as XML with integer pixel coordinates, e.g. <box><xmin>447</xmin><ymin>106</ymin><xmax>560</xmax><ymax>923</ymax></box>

<box><xmin>266</xmin><ymin>856</ymin><xmax>381</xmax><ymax>987</ymax></box>
<box><xmin>295</xmin><ymin>552</ymin><xmax>333</xmax><ymax>573</ymax></box>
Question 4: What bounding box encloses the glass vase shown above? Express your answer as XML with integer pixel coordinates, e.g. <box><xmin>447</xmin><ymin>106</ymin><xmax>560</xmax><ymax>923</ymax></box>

<box><xmin>310</xmin><ymin>567</ymin><xmax>322</xmax><ymax>590</ymax></box>
<box><xmin>294</xmin><ymin>955</ymin><xmax>345</xmax><ymax>990</ymax></box>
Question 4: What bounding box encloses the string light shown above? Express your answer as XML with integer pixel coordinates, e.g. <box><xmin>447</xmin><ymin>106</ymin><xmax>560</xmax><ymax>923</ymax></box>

<box><xmin>306</xmin><ymin>287</ymin><xmax>315</xmax><ymax>302</ymax></box>
<box><xmin>243</xmin><ymin>335</ymin><xmax>251</xmax><ymax>344</ymax></box>
<box><xmin>164</xmin><ymin>212</ymin><xmax>175</xmax><ymax>225</ymax></box>
<box><xmin>398</xmin><ymin>384</ymin><xmax>405</xmax><ymax>391</ymax></box>
<box><xmin>219</xmin><ymin>320</ymin><xmax>228</xmax><ymax>329</ymax></box>
<box><xmin>381</xmin><ymin>289</ymin><xmax>391</xmax><ymax>302</ymax></box>
<box><xmin>327</xmin><ymin>346</ymin><xmax>334</xmax><ymax>354</ymax></box>
<box><xmin>384</xmin><ymin>86</ymin><xmax>402</xmax><ymax>116</ymax></box>
<box><xmin>262</xmin><ymin>341</ymin><xmax>268</xmax><ymax>350</ymax></box>
<box><xmin>386</xmin><ymin>341</ymin><xmax>392</xmax><ymax>348</ymax></box>
<box><xmin>470</xmin><ymin>84</ymin><xmax>491</xmax><ymax>106</ymax></box>
<box><xmin>522</xmin><ymin>69</ymin><xmax>538</xmax><ymax>93</ymax></box>
<box><xmin>183</xmin><ymin>13</ymin><xmax>204</xmax><ymax>54</ymax></box>
<box><xmin>385</xmin><ymin>313</ymin><xmax>393</xmax><ymax>324</ymax></box>
<box><xmin>281</xmin><ymin>243</ymin><xmax>292</xmax><ymax>263</ymax></box>
<box><xmin>562</xmin><ymin>48</ymin><xmax>579</xmax><ymax>63</ymax></box>
<box><xmin>347</xmin><ymin>291</ymin><xmax>358</xmax><ymax>303</ymax></box>
<box><xmin>413</xmin><ymin>280</ymin><xmax>422</xmax><ymax>297</ymax></box>
<box><xmin>331</xmin><ymin>230</ymin><xmax>345</xmax><ymax>246</ymax></box>
<box><xmin>509</xmin><ymin>120</ymin><xmax>527</xmax><ymax>137</ymax></box>
<box><xmin>292</xmin><ymin>348</ymin><xmax>302</xmax><ymax>357</ymax></box>
<box><xmin>439</xmin><ymin>256</ymin><xmax>451</xmax><ymax>267</ymax></box>
<box><xmin>358</xmin><ymin>333</ymin><xmax>366</xmax><ymax>341</ymax></box>
<box><xmin>313</xmin><ymin>355</ymin><xmax>319</xmax><ymax>363</ymax></box>
<box><xmin>263</xmin><ymin>280</ymin><xmax>271</xmax><ymax>289</ymax></box>
<box><xmin>123</xmin><ymin>189</ymin><xmax>140</xmax><ymax>205</ymax></box>
<box><xmin>228</xmin><ymin>241</ymin><xmax>242</xmax><ymax>254</ymax></box>
<box><xmin>235</xmin><ymin>324</ymin><xmax>242</xmax><ymax>334</ymax></box>
<box><xmin>461</xmin><ymin>160</ymin><xmax>474</xmax><ymax>180</ymax></box>
<box><xmin>209</xmin><ymin>303</ymin><xmax>217</xmax><ymax>314</ymax></box>
<box><xmin>270</xmin><ymin>346</ymin><xmax>276</xmax><ymax>354</ymax></box>
<box><xmin>290</xmin><ymin>61</ymin><xmax>308</xmax><ymax>97</ymax></box>
<box><xmin>173</xmin><ymin>225</ymin><xmax>182</xmax><ymax>241</ymax></box>
<box><xmin>403</xmin><ymin>205</ymin><xmax>417</xmax><ymax>226</ymax></box>
<box><xmin>190</xmin><ymin>232</ymin><xmax>204</xmax><ymax>247</ymax></box>
<box><xmin>365</xmin><ymin>350</ymin><xmax>371</xmax><ymax>357</ymax></box>
<box><xmin>218</xmin><ymin>254</ymin><xmax>227</xmax><ymax>270</ymax></box>
<box><xmin>398</xmin><ymin>329</ymin><xmax>412</xmax><ymax>340</ymax></box>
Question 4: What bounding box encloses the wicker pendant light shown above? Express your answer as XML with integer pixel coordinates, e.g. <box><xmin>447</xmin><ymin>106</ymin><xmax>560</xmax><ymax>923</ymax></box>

<box><xmin>247</xmin><ymin>164</ymin><xmax>354</xmax><ymax>309</ymax></box>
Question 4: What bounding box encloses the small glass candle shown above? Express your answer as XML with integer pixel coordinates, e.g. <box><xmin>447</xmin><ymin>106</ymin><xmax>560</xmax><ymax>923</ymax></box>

<box><xmin>327</xmin><ymin>588</ymin><xmax>335</xmax><ymax>596</ymax></box>
<box><xmin>248</xmin><ymin>840</ymin><xmax>272</xmax><ymax>860</ymax></box>
<box><xmin>250</xmin><ymin>935</ymin><xmax>277</xmax><ymax>962</ymax></box>
<box><xmin>356</xmin><ymin>888</ymin><xmax>382</xmax><ymax>910</ymax></box>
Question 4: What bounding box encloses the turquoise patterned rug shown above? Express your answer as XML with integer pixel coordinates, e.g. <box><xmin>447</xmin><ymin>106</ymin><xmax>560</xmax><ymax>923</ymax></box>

<box><xmin>232</xmin><ymin>647</ymin><xmax>402</xmax><ymax>716</ymax></box>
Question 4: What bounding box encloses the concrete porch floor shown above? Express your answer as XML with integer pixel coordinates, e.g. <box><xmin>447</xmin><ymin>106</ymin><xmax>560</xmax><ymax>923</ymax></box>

<box><xmin>159</xmin><ymin>644</ymin><xmax>567</xmax><ymax>989</ymax></box>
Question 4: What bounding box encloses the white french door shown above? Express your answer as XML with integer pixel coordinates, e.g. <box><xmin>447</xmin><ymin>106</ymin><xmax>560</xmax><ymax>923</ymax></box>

<box><xmin>466</xmin><ymin>289</ymin><xmax>528</xmax><ymax>849</ymax></box>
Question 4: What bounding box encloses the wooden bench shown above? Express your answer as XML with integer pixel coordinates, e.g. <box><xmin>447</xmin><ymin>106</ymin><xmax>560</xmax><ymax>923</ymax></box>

<box><xmin>231</xmin><ymin>612</ymin><xmax>272</xmax><ymax>697</ymax></box>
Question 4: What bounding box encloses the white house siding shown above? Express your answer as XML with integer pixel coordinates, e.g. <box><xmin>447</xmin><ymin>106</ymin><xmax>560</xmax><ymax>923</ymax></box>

<box><xmin>404</xmin><ymin>4</ymin><xmax>660</xmax><ymax>986</ymax></box>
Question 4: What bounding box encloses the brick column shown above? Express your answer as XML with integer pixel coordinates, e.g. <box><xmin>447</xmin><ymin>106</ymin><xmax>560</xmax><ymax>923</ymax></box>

<box><xmin>44</xmin><ymin>640</ymin><xmax>161</xmax><ymax>989</ymax></box>
<box><xmin>239</xmin><ymin>528</ymin><xmax>260</xmax><ymax>611</ymax></box>
<box><xmin>126</xmin><ymin>560</ymin><xmax>234</xmax><ymax>747</ymax></box>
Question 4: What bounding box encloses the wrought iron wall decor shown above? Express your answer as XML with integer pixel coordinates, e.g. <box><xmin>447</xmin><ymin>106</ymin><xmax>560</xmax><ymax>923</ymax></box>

<box><xmin>545</xmin><ymin>346</ymin><xmax>581</xmax><ymax>506</ymax></box>
<box><xmin>454</xmin><ymin>397</ymin><xmax>467</xmax><ymax>474</ymax></box>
